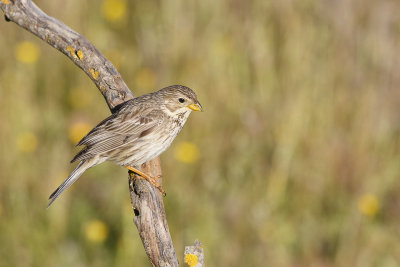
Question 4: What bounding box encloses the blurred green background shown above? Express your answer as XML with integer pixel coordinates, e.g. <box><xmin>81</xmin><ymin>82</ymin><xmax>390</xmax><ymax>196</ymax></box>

<box><xmin>1</xmin><ymin>0</ymin><xmax>400</xmax><ymax>266</ymax></box>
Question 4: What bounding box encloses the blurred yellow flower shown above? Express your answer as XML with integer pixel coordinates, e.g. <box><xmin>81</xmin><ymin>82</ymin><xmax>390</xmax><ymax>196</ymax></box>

<box><xmin>184</xmin><ymin>254</ymin><xmax>198</xmax><ymax>267</ymax></box>
<box><xmin>0</xmin><ymin>202</ymin><xmax>3</xmax><ymax>216</ymax></box>
<box><xmin>84</xmin><ymin>220</ymin><xmax>109</xmax><ymax>243</ymax></box>
<box><xmin>68</xmin><ymin>86</ymin><xmax>92</xmax><ymax>109</ymax></box>
<box><xmin>102</xmin><ymin>0</ymin><xmax>127</xmax><ymax>23</ymax></box>
<box><xmin>134</xmin><ymin>67</ymin><xmax>156</xmax><ymax>90</ymax></box>
<box><xmin>358</xmin><ymin>194</ymin><xmax>380</xmax><ymax>217</ymax></box>
<box><xmin>174</xmin><ymin>141</ymin><xmax>199</xmax><ymax>164</ymax></box>
<box><xmin>15</xmin><ymin>41</ymin><xmax>40</xmax><ymax>64</ymax></box>
<box><xmin>16</xmin><ymin>131</ymin><xmax>38</xmax><ymax>153</ymax></box>
<box><xmin>68</xmin><ymin>121</ymin><xmax>91</xmax><ymax>144</ymax></box>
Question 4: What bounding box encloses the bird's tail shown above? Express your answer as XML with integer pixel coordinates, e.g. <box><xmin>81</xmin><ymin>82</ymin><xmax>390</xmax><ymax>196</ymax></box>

<box><xmin>47</xmin><ymin>159</ymin><xmax>96</xmax><ymax>208</ymax></box>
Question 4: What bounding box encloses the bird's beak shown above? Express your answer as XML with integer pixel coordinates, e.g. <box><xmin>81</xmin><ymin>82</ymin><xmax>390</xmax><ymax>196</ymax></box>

<box><xmin>187</xmin><ymin>103</ymin><xmax>203</xmax><ymax>112</ymax></box>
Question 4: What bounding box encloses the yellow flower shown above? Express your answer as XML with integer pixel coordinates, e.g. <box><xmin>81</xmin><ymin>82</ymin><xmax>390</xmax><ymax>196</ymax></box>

<box><xmin>84</xmin><ymin>220</ymin><xmax>109</xmax><ymax>243</ymax></box>
<box><xmin>68</xmin><ymin>121</ymin><xmax>91</xmax><ymax>144</ymax></box>
<box><xmin>134</xmin><ymin>67</ymin><xmax>156</xmax><ymax>91</ymax></box>
<box><xmin>174</xmin><ymin>141</ymin><xmax>199</xmax><ymax>164</ymax></box>
<box><xmin>102</xmin><ymin>0</ymin><xmax>127</xmax><ymax>23</ymax></box>
<box><xmin>358</xmin><ymin>194</ymin><xmax>380</xmax><ymax>217</ymax></box>
<box><xmin>184</xmin><ymin>254</ymin><xmax>198</xmax><ymax>267</ymax></box>
<box><xmin>15</xmin><ymin>41</ymin><xmax>40</xmax><ymax>64</ymax></box>
<box><xmin>16</xmin><ymin>131</ymin><xmax>38</xmax><ymax>153</ymax></box>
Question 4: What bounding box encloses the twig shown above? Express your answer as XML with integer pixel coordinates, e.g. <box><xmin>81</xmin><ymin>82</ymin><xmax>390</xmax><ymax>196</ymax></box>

<box><xmin>184</xmin><ymin>240</ymin><xmax>204</xmax><ymax>267</ymax></box>
<box><xmin>0</xmin><ymin>1</ymin><xmax>182</xmax><ymax>266</ymax></box>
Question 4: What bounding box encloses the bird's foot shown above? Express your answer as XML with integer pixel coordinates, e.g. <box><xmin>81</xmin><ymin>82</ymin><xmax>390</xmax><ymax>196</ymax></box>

<box><xmin>126</xmin><ymin>166</ymin><xmax>166</xmax><ymax>196</ymax></box>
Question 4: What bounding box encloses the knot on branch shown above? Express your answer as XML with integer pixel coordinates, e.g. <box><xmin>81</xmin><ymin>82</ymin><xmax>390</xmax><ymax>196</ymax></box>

<box><xmin>128</xmin><ymin>171</ymin><xmax>140</xmax><ymax>195</ymax></box>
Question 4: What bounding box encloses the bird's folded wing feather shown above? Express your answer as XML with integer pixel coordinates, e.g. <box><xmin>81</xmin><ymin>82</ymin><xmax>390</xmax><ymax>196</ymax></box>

<box><xmin>71</xmin><ymin>103</ymin><xmax>163</xmax><ymax>162</ymax></box>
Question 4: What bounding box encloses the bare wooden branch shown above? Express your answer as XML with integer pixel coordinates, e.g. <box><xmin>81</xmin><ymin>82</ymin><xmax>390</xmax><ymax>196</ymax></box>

<box><xmin>129</xmin><ymin>158</ymin><xmax>179</xmax><ymax>267</ymax></box>
<box><xmin>0</xmin><ymin>1</ymin><xmax>184</xmax><ymax>266</ymax></box>
<box><xmin>184</xmin><ymin>240</ymin><xmax>204</xmax><ymax>267</ymax></box>
<box><xmin>1</xmin><ymin>0</ymin><xmax>133</xmax><ymax>109</ymax></box>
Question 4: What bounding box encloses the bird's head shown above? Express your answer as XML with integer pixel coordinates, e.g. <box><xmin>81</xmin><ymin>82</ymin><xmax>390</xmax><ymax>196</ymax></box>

<box><xmin>158</xmin><ymin>85</ymin><xmax>203</xmax><ymax>115</ymax></box>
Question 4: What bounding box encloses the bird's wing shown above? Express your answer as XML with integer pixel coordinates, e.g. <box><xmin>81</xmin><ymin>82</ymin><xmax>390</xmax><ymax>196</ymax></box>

<box><xmin>71</xmin><ymin>102</ymin><xmax>163</xmax><ymax>162</ymax></box>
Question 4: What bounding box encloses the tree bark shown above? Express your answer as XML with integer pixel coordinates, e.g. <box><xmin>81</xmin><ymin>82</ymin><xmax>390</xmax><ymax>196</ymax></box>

<box><xmin>184</xmin><ymin>240</ymin><xmax>204</xmax><ymax>267</ymax></box>
<box><xmin>129</xmin><ymin>158</ymin><xmax>179</xmax><ymax>266</ymax></box>
<box><xmin>0</xmin><ymin>1</ymin><xmax>184</xmax><ymax>266</ymax></box>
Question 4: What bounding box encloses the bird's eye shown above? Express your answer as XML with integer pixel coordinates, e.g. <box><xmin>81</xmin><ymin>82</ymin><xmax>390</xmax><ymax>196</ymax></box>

<box><xmin>178</xmin><ymin>98</ymin><xmax>185</xmax><ymax>103</ymax></box>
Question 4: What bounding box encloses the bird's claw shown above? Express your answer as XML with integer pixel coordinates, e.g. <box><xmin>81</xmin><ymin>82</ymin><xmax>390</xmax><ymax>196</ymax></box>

<box><xmin>152</xmin><ymin>178</ymin><xmax>166</xmax><ymax>196</ymax></box>
<box><xmin>126</xmin><ymin>167</ymin><xmax>165</xmax><ymax>196</ymax></box>
<box><xmin>156</xmin><ymin>185</ymin><xmax>166</xmax><ymax>197</ymax></box>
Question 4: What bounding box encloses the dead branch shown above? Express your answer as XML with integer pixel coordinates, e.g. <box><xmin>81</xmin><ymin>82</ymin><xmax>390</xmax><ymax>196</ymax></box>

<box><xmin>0</xmin><ymin>0</ymin><xmax>189</xmax><ymax>266</ymax></box>
<box><xmin>184</xmin><ymin>240</ymin><xmax>204</xmax><ymax>267</ymax></box>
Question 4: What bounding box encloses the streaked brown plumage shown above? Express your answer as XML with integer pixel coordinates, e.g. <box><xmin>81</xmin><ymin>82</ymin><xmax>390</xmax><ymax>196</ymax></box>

<box><xmin>48</xmin><ymin>85</ymin><xmax>202</xmax><ymax>207</ymax></box>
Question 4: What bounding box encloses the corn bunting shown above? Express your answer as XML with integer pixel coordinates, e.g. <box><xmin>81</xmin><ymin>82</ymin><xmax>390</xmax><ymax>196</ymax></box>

<box><xmin>48</xmin><ymin>85</ymin><xmax>202</xmax><ymax>207</ymax></box>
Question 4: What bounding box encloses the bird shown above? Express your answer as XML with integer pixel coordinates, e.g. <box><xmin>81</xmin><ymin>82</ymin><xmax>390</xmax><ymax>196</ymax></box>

<box><xmin>48</xmin><ymin>85</ymin><xmax>202</xmax><ymax>207</ymax></box>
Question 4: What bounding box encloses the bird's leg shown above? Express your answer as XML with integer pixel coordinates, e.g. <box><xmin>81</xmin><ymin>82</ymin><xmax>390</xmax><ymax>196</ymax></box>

<box><xmin>126</xmin><ymin>166</ymin><xmax>165</xmax><ymax>196</ymax></box>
